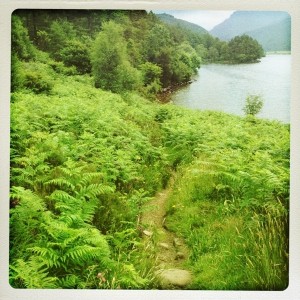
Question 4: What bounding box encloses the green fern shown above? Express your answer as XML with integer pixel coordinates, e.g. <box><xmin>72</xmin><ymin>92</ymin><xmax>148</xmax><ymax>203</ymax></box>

<box><xmin>10</xmin><ymin>187</ymin><xmax>46</xmax><ymax>258</ymax></box>
<box><xmin>10</xmin><ymin>257</ymin><xmax>58</xmax><ymax>288</ymax></box>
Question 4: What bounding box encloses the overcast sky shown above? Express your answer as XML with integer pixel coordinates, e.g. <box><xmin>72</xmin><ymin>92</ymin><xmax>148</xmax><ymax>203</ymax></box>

<box><xmin>153</xmin><ymin>10</ymin><xmax>235</xmax><ymax>31</ymax></box>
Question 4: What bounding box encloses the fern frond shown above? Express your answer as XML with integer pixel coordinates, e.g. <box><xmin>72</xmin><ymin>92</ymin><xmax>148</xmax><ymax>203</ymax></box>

<box><xmin>84</xmin><ymin>228</ymin><xmax>111</xmax><ymax>253</ymax></box>
<box><xmin>59</xmin><ymin>161</ymin><xmax>85</xmax><ymax>178</ymax></box>
<box><xmin>60</xmin><ymin>214</ymin><xmax>86</xmax><ymax>227</ymax></box>
<box><xmin>45</xmin><ymin>178</ymin><xmax>75</xmax><ymax>190</ymax></box>
<box><xmin>78</xmin><ymin>172</ymin><xmax>103</xmax><ymax>186</ymax></box>
<box><xmin>76</xmin><ymin>184</ymin><xmax>114</xmax><ymax>199</ymax></box>
<box><xmin>10</xmin><ymin>257</ymin><xmax>57</xmax><ymax>288</ymax></box>
<box><xmin>58</xmin><ymin>274</ymin><xmax>81</xmax><ymax>288</ymax></box>
<box><xmin>49</xmin><ymin>189</ymin><xmax>77</xmax><ymax>203</ymax></box>
<box><xmin>117</xmin><ymin>263</ymin><xmax>147</xmax><ymax>289</ymax></box>
<box><xmin>10</xmin><ymin>186</ymin><xmax>45</xmax><ymax>209</ymax></box>
<box><xmin>63</xmin><ymin>245</ymin><xmax>99</xmax><ymax>264</ymax></box>
<box><xmin>29</xmin><ymin>246</ymin><xmax>61</xmax><ymax>268</ymax></box>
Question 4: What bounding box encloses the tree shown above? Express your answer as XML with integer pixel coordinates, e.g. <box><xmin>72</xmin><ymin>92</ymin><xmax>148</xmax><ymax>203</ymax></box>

<box><xmin>91</xmin><ymin>21</ymin><xmax>141</xmax><ymax>93</ymax></box>
<box><xmin>228</xmin><ymin>34</ymin><xmax>265</xmax><ymax>63</ymax></box>
<box><xmin>206</xmin><ymin>46</ymin><xmax>219</xmax><ymax>62</ymax></box>
<box><xmin>143</xmin><ymin>24</ymin><xmax>174</xmax><ymax>87</ymax></box>
<box><xmin>11</xmin><ymin>15</ymin><xmax>36</xmax><ymax>61</ymax></box>
<box><xmin>243</xmin><ymin>95</ymin><xmax>264</xmax><ymax>116</ymax></box>
<box><xmin>139</xmin><ymin>62</ymin><xmax>162</xmax><ymax>97</ymax></box>
<box><xmin>171</xmin><ymin>42</ymin><xmax>201</xmax><ymax>83</ymax></box>
<box><xmin>59</xmin><ymin>40</ymin><xmax>92</xmax><ymax>74</ymax></box>
<box><xmin>47</xmin><ymin>20</ymin><xmax>77</xmax><ymax>58</ymax></box>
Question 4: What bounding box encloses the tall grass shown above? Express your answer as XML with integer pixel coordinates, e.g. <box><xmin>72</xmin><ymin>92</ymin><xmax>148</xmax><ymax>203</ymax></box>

<box><xmin>161</xmin><ymin>112</ymin><xmax>289</xmax><ymax>290</ymax></box>
<box><xmin>245</xmin><ymin>213</ymin><xmax>288</xmax><ymax>290</ymax></box>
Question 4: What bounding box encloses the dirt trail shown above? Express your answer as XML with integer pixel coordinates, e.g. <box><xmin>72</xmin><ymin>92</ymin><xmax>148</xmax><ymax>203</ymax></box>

<box><xmin>140</xmin><ymin>179</ymin><xmax>192</xmax><ymax>288</ymax></box>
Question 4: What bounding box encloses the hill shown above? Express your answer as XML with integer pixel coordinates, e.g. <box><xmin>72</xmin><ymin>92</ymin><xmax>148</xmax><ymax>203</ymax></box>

<box><xmin>156</xmin><ymin>13</ymin><xmax>208</xmax><ymax>35</ymax></box>
<box><xmin>245</xmin><ymin>17</ymin><xmax>291</xmax><ymax>51</ymax></box>
<box><xmin>210</xmin><ymin>11</ymin><xmax>291</xmax><ymax>51</ymax></box>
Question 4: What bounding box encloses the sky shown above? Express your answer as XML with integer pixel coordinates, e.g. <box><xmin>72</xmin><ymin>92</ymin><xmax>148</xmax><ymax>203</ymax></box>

<box><xmin>153</xmin><ymin>10</ymin><xmax>235</xmax><ymax>31</ymax></box>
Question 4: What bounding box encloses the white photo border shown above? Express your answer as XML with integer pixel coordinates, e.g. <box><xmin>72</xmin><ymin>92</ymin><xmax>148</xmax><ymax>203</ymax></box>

<box><xmin>1</xmin><ymin>1</ymin><xmax>299</xmax><ymax>299</ymax></box>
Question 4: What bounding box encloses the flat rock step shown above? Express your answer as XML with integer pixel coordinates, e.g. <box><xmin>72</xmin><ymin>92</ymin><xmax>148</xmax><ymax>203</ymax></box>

<box><xmin>156</xmin><ymin>268</ymin><xmax>192</xmax><ymax>288</ymax></box>
<box><xmin>142</xmin><ymin>230</ymin><xmax>153</xmax><ymax>237</ymax></box>
<box><xmin>158</xmin><ymin>242</ymin><xmax>170</xmax><ymax>250</ymax></box>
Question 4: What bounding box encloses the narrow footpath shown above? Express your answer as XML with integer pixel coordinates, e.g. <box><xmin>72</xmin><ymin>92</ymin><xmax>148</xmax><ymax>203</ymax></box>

<box><xmin>140</xmin><ymin>179</ymin><xmax>192</xmax><ymax>289</ymax></box>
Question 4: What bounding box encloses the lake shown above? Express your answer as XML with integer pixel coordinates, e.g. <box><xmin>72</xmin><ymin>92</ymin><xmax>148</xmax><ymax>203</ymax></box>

<box><xmin>171</xmin><ymin>55</ymin><xmax>291</xmax><ymax>123</ymax></box>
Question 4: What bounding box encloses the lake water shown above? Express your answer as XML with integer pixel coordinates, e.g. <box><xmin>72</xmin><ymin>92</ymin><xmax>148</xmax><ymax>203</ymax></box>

<box><xmin>172</xmin><ymin>55</ymin><xmax>291</xmax><ymax>123</ymax></box>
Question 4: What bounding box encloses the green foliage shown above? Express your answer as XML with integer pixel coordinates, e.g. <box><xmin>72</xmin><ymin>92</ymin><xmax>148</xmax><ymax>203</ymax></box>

<box><xmin>10</xmin><ymin>9</ymin><xmax>289</xmax><ymax>291</ymax></box>
<box><xmin>161</xmin><ymin>110</ymin><xmax>289</xmax><ymax>290</ymax></box>
<box><xmin>11</xmin><ymin>15</ymin><xmax>39</xmax><ymax>92</ymax></box>
<box><xmin>171</xmin><ymin>42</ymin><xmax>201</xmax><ymax>82</ymax></box>
<box><xmin>91</xmin><ymin>21</ymin><xmax>141</xmax><ymax>93</ymax></box>
<box><xmin>48</xmin><ymin>20</ymin><xmax>77</xmax><ymax>58</ymax></box>
<box><xmin>244</xmin><ymin>213</ymin><xmax>288</xmax><ymax>290</ymax></box>
<box><xmin>12</xmin><ymin>9</ymin><xmax>261</xmax><ymax>97</ymax></box>
<box><xmin>10</xmin><ymin>74</ymin><xmax>170</xmax><ymax>288</ymax></box>
<box><xmin>143</xmin><ymin>24</ymin><xmax>202</xmax><ymax>87</ymax></box>
<box><xmin>10</xmin><ymin>257</ymin><xmax>58</xmax><ymax>288</ymax></box>
<box><xmin>11</xmin><ymin>54</ymin><xmax>23</xmax><ymax>92</ymax></box>
<box><xmin>11</xmin><ymin>60</ymin><xmax>55</xmax><ymax>94</ymax></box>
<box><xmin>243</xmin><ymin>94</ymin><xmax>264</xmax><ymax>116</ymax></box>
<box><xmin>144</xmin><ymin>24</ymin><xmax>173</xmax><ymax>62</ymax></box>
<box><xmin>228</xmin><ymin>34</ymin><xmax>265</xmax><ymax>63</ymax></box>
<box><xmin>59</xmin><ymin>40</ymin><xmax>92</xmax><ymax>74</ymax></box>
<box><xmin>11</xmin><ymin>15</ymin><xmax>36</xmax><ymax>61</ymax></box>
<box><xmin>140</xmin><ymin>62</ymin><xmax>162</xmax><ymax>86</ymax></box>
<box><xmin>48</xmin><ymin>60</ymin><xmax>78</xmax><ymax>75</ymax></box>
<box><xmin>139</xmin><ymin>62</ymin><xmax>162</xmax><ymax>97</ymax></box>
<box><xmin>22</xmin><ymin>62</ymin><xmax>54</xmax><ymax>94</ymax></box>
<box><xmin>10</xmin><ymin>72</ymin><xmax>289</xmax><ymax>290</ymax></box>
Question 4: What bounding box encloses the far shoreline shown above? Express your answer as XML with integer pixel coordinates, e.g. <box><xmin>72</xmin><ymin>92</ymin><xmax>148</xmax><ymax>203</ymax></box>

<box><xmin>266</xmin><ymin>50</ymin><xmax>291</xmax><ymax>55</ymax></box>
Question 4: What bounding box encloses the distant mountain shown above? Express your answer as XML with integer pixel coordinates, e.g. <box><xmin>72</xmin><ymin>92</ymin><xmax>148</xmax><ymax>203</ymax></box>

<box><xmin>210</xmin><ymin>11</ymin><xmax>291</xmax><ymax>51</ymax></box>
<box><xmin>156</xmin><ymin>13</ymin><xmax>208</xmax><ymax>35</ymax></box>
<box><xmin>245</xmin><ymin>17</ymin><xmax>291</xmax><ymax>51</ymax></box>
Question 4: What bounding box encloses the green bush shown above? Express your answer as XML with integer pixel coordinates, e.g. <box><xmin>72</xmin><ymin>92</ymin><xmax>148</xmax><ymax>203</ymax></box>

<box><xmin>23</xmin><ymin>71</ymin><xmax>53</xmax><ymax>94</ymax></box>
<box><xmin>48</xmin><ymin>60</ymin><xmax>77</xmax><ymax>75</ymax></box>
<box><xmin>59</xmin><ymin>40</ymin><xmax>92</xmax><ymax>74</ymax></box>
<box><xmin>243</xmin><ymin>94</ymin><xmax>264</xmax><ymax>116</ymax></box>
<box><xmin>19</xmin><ymin>62</ymin><xmax>55</xmax><ymax>94</ymax></box>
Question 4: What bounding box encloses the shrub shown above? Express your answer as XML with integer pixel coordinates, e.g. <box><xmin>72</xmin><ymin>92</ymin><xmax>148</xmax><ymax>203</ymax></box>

<box><xmin>48</xmin><ymin>60</ymin><xmax>77</xmax><ymax>75</ymax></box>
<box><xmin>59</xmin><ymin>40</ymin><xmax>92</xmax><ymax>74</ymax></box>
<box><xmin>243</xmin><ymin>94</ymin><xmax>264</xmax><ymax>116</ymax></box>
<box><xmin>18</xmin><ymin>62</ymin><xmax>55</xmax><ymax>94</ymax></box>
<box><xmin>23</xmin><ymin>71</ymin><xmax>53</xmax><ymax>94</ymax></box>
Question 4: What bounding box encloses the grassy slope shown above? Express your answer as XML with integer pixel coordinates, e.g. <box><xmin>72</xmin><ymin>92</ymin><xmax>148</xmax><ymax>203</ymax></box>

<box><xmin>162</xmin><ymin>110</ymin><xmax>289</xmax><ymax>290</ymax></box>
<box><xmin>10</xmin><ymin>65</ymin><xmax>289</xmax><ymax>289</ymax></box>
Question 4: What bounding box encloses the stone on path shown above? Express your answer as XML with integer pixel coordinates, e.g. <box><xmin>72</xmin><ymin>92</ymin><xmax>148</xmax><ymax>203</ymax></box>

<box><xmin>173</xmin><ymin>238</ymin><xmax>182</xmax><ymax>247</ymax></box>
<box><xmin>143</xmin><ymin>230</ymin><xmax>153</xmax><ymax>237</ymax></box>
<box><xmin>159</xmin><ymin>242</ymin><xmax>170</xmax><ymax>250</ymax></box>
<box><xmin>156</xmin><ymin>268</ymin><xmax>192</xmax><ymax>288</ymax></box>
<box><xmin>175</xmin><ymin>252</ymin><xmax>185</xmax><ymax>260</ymax></box>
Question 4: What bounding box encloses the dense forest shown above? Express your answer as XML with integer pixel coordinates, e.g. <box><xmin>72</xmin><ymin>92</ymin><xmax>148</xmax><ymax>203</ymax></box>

<box><xmin>10</xmin><ymin>10</ymin><xmax>288</xmax><ymax>290</ymax></box>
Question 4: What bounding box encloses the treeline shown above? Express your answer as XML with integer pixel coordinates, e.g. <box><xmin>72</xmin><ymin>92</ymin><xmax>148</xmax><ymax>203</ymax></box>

<box><xmin>12</xmin><ymin>9</ymin><xmax>264</xmax><ymax>97</ymax></box>
<box><xmin>12</xmin><ymin>9</ymin><xmax>201</xmax><ymax>96</ymax></box>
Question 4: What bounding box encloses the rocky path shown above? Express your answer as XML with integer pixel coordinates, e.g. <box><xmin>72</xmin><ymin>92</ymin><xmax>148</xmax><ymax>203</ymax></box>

<box><xmin>140</xmin><ymin>180</ymin><xmax>192</xmax><ymax>289</ymax></box>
